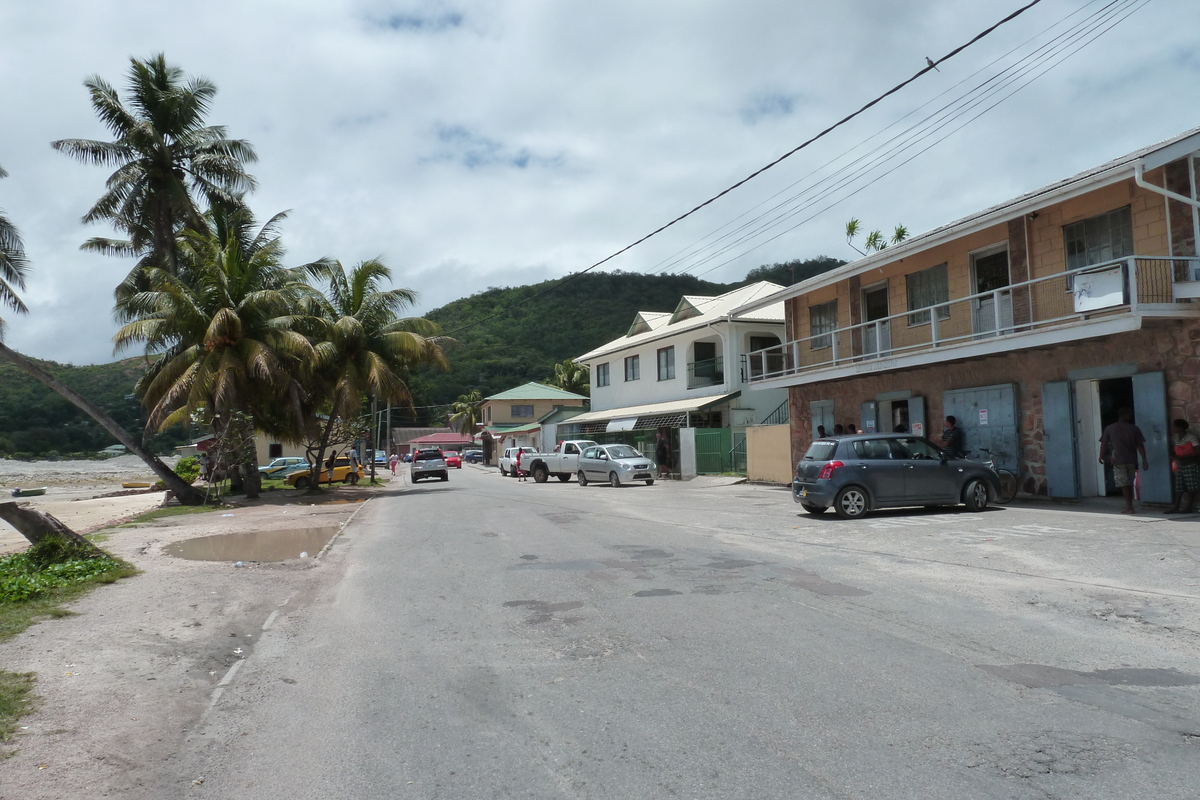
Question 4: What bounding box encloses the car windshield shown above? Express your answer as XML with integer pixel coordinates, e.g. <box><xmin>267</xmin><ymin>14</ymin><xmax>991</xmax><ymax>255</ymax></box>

<box><xmin>605</xmin><ymin>445</ymin><xmax>640</xmax><ymax>459</ymax></box>
<box><xmin>804</xmin><ymin>441</ymin><xmax>839</xmax><ymax>461</ymax></box>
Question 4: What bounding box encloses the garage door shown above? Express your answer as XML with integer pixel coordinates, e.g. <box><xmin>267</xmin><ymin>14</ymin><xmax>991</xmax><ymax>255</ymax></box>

<box><xmin>943</xmin><ymin>384</ymin><xmax>1019</xmax><ymax>472</ymax></box>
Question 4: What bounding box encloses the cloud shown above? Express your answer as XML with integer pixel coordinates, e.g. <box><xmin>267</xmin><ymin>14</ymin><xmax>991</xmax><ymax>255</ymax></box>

<box><xmin>740</xmin><ymin>92</ymin><xmax>800</xmax><ymax>124</ymax></box>
<box><xmin>425</xmin><ymin>124</ymin><xmax>562</xmax><ymax>170</ymax></box>
<box><xmin>370</xmin><ymin>11</ymin><xmax>463</xmax><ymax>32</ymax></box>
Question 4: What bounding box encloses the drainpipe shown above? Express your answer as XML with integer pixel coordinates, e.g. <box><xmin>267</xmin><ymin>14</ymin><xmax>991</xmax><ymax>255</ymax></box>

<box><xmin>1133</xmin><ymin>160</ymin><xmax>1200</xmax><ymax>210</ymax></box>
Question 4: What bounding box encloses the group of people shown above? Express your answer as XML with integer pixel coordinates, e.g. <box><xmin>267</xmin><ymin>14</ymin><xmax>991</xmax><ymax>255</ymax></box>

<box><xmin>1098</xmin><ymin>408</ymin><xmax>1199</xmax><ymax>515</ymax></box>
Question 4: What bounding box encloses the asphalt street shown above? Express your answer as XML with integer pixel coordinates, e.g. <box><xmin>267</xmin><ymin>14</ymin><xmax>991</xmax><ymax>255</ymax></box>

<box><xmin>177</xmin><ymin>466</ymin><xmax>1200</xmax><ymax>799</ymax></box>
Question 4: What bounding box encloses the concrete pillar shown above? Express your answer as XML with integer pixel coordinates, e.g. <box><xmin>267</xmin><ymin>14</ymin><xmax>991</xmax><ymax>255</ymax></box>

<box><xmin>679</xmin><ymin>427</ymin><xmax>697</xmax><ymax>480</ymax></box>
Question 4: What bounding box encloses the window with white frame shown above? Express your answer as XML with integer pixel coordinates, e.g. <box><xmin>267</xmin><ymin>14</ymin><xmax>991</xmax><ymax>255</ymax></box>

<box><xmin>656</xmin><ymin>346</ymin><xmax>675</xmax><ymax>381</ymax></box>
<box><xmin>1064</xmin><ymin>206</ymin><xmax>1134</xmax><ymax>270</ymax></box>
<box><xmin>905</xmin><ymin>263</ymin><xmax>950</xmax><ymax>326</ymax></box>
<box><xmin>809</xmin><ymin>300</ymin><xmax>837</xmax><ymax>350</ymax></box>
<box><xmin>511</xmin><ymin>404</ymin><xmax>534</xmax><ymax>418</ymax></box>
<box><xmin>595</xmin><ymin>362</ymin><xmax>610</xmax><ymax>387</ymax></box>
<box><xmin>624</xmin><ymin>355</ymin><xmax>640</xmax><ymax>381</ymax></box>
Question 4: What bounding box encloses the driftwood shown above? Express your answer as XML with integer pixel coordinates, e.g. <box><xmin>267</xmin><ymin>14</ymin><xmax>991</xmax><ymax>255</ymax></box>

<box><xmin>0</xmin><ymin>501</ymin><xmax>106</xmax><ymax>556</ymax></box>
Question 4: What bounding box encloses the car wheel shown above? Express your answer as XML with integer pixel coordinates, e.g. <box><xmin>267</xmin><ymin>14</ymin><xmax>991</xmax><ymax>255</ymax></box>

<box><xmin>500</xmin><ymin>466</ymin><xmax>508</xmax><ymax>477</ymax></box>
<box><xmin>963</xmin><ymin>479</ymin><xmax>990</xmax><ymax>512</ymax></box>
<box><xmin>533</xmin><ymin>466</ymin><xmax>549</xmax><ymax>483</ymax></box>
<box><xmin>577</xmin><ymin>470</ymin><xmax>588</xmax><ymax>486</ymax></box>
<box><xmin>801</xmin><ymin>502</ymin><xmax>828</xmax><ymax>515</ymax></box>
<box><xmin>609</xmin><ymin>471</ymin><xmax>621</xmax><ymax>488</ymax></box>
<box><xmin>645</xmin><ymin>478</ymin><xmax>654</xmax><ymax>486</ymax></box>
<box><xmin>294</xmin><ymin>476</ymin><xmax>311</xmax><ymax>489</ymax></box>
<box><xmin>557</xmin><ymin>473</ymin><xmax>571</xmax><ymax>482</ymax></box>
<box><xmin>441</xmin><ymin>473</ymin><xmax>449</xmax><ymax>482</ymax></box>
<box><xmin>833</xmin><ymin>486</ymin><xmax>869</xmax><ymax>519</ymax></box>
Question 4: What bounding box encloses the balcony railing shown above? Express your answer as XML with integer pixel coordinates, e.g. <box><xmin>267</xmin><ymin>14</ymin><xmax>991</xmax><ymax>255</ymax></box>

<box><xmin>687</xmin><ymin>356</ymin><xmax>724</xmax><ymax>389</ymax></box>
<box><xmin>745</xmin><ymin>256</ymin><xmax>1200</xmax><ymax>385</ymax></box>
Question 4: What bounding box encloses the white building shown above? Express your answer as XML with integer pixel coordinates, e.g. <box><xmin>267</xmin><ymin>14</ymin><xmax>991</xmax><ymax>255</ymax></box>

<box><xmin>561</xmin><ymin>281</ymin><xmax>789</xmax><ymax>477</ymax></box>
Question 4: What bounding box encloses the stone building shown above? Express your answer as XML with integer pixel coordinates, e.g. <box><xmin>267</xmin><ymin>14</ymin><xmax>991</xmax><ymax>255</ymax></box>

<box><xmin>732</xmin><ymin>127</ymin><xmax>1200</xmax><ymax>503</ymax></box>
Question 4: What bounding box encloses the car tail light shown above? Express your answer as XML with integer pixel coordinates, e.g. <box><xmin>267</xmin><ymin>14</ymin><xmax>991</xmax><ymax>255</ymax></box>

<box><xmin>817</xmin><ymin>461</ymin><xmax>844</xmax><ymax>480</ymax></box>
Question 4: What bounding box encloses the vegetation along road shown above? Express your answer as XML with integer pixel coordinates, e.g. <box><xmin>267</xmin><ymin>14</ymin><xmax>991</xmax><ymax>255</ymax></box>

<box><xmin>173</xmin><ymin>466</ymin><xmax>1200</xmax><ymax>799</ymax></box>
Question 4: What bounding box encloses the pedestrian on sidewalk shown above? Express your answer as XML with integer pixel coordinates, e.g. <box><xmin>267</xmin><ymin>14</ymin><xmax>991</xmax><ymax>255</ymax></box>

<box><xmin>1099</xmin><ymin>407</ymin><xmax>1148</xmax><ymax>514</ymax></box>
<box><xmin>389</xmin><ymin>453</ymin><xmax>398</xmax><ymax>476</ymax></box>
<box><xmin>1166</xmin><ymin>418</ymin><xmax>1200</xmax><ymax>514</ymax></box>
<box><xmin>939</xmin><ymin>416</ymin><xmax>966</xmax><ymax>458</ymax></box>
<box><xmin>655</xmin><ymin>432</ymin><xmax>671</xmax><ymax>480</ymax></box>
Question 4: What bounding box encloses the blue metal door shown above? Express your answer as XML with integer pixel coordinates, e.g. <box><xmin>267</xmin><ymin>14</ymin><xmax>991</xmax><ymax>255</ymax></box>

<box><xmin>1042</xmin><ymin>381</ymin><xmax>1077</xmax><ymax>498</ymax></box>
<box><xmin>943</xmin><ymin>384</ymin><xmax>1019</xmax><ymax>471</ymax></box>
<box><xmin>909</xmin><ymin>396</ymin><xmax>926</xmax><ymax>438</ymax></box>
<box><xmin>1132</xmin><ymin>371</ymin><xmax>1170</xmax><ymax>504</ymax></box>
<box><xmin>860</xmin><ymin>401</ymin><xmax>878</xmax><ymax>433</ymax></box>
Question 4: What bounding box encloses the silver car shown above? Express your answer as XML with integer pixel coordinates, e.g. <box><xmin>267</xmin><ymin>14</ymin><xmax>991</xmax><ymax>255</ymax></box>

<box><xmin>410</xmin><ymin>449</ymin><xmax>448</xmax><ymax>482</ymax></box>
<box><xmin>577</xmin><ymin>444</ymin><xmax>656</xmax><ymax>487</ymax></box>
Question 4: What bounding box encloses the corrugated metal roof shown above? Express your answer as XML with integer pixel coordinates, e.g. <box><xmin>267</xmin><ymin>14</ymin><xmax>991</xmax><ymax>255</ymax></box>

<box><xmin>484</xmin><ymin>382</ymin><xmax>589</xmax><ymax>402</ymax></box>
<box><xmin>564</xmin><ymin>391</ymin><xmax>740</xmax><ymax>424</ymax></box>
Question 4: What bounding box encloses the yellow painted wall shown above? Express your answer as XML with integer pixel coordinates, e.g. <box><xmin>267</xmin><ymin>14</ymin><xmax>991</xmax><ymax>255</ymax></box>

<box><xmin>746</xmin><ymin>424</ymin><xmax>793</xmax><ymax>484</ymax></box>
<box><xmin>482</xmin><ymin>399</ymin><xmax>579</xmax><ymax>425</ymax></box>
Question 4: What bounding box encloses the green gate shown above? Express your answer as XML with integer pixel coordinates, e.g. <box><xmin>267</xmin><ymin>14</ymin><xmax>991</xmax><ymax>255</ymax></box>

<box><xmin>695</xmin><ymin>428</ymin><xmax>733</xmax><ymax>474</ymax></box>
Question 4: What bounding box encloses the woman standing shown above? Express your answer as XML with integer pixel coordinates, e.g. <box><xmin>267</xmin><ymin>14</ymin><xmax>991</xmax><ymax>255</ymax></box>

<box><xmin>516</xmin><ymin>449</ymin><xmax>527</xmax><ymax>482</ymax></box>
<box><xmin>1166</xmin><ymin>418</ymin><xmax>1200</xmax><ymax>514</ymax></box>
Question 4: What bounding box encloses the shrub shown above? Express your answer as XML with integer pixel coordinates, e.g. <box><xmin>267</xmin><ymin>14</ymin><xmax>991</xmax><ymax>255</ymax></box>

<box><xmin>175</xmin><ymin>456</ymin><xmax>201</xmax><ymax>484</ymax></box>
<box><xmin>0</xmin><ymin>549</ymin><xmax>126</xmax><ymax>603</ymax></box>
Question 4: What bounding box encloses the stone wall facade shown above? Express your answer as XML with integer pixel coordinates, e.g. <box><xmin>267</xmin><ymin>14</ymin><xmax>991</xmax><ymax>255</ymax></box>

<box><xmin>787</xmin><ymin>319</ymin><xmax>1200</xmax><ymax>496</ymax></box>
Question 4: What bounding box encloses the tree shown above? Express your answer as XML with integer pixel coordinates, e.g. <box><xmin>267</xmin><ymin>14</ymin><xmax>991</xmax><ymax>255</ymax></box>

<box><xmin>845</xmin><ymin>218</ymin><xmax>909</xmax><ymax>256</ymax></box>
<box><xmin>447</xmin><ymin>389</ymin><xmax>483</xmax><ymax>435</ymax></box>
<box><xmin>548</xmin><ymin>359</ymin><xmax>589</xmax><ymax>397</ymax></box>
<box><xmin>0</xmin><ymin>165</ymin><xmax>29</xmax><ymax>338</ymax></box>
<box><xmin>114</xmin><ymin>206</ymin><xmax>317</xmax><ymax>499</ymax></box>
<box><xmin>52</xmin><ymin>53</ymin><xmax>257</xmax><ymax>278</ymax></box>
<box><xmin>303</xmin><ymin>259</ymin><xmax>450</xmax><ymax>490</ymax></box>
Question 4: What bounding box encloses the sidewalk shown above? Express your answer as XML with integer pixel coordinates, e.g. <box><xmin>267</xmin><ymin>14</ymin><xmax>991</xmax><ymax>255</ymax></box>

<box><xmin>998</xmin><ymin>493</ymin><xmax>1199</xmax><ymax>523</ymax></box>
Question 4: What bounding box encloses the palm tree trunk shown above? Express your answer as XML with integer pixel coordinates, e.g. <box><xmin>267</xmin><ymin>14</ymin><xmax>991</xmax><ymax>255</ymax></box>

<box><xmin>0</xmin><ymin>342</ymin><xmax>207</xmax><ymax>506</ymax></box>
<box><xmin>309</xmin><ymin>414</ymin><xmax>338</xmax><ymax>494</ymax></box>
<box><xmin>0</xmin><ymin>501</ymin><xmax>106</xmax><ymax>555</ymax></box>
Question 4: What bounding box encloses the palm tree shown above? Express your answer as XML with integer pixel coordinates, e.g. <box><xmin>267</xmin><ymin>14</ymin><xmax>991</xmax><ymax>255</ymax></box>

<box><xmin>0</xmin><ymin>165</ymin><xmax>29</xmax><ymax>337</ymax></box>
<box><xmin>304</xmin><ymin>259</ymin><xmax>450</xmax><ymax>486</ymax></box>
<box><xmin>448</xmin><ymin>390</ymin><xmax>484</xmax><ymax>436</ymax></box>
<box><xmin>0</xmin><ymin>163</ymin><xmax>207</xmax><ymax>504</ymax></box>
<box><xmin>549</xmin><ymin>359</ymin><xmax>589</xmax><ymax>397</ymax></box>
<box><xmin>115</xmin><ymin>206</ymin><xmax>317</xmax><ymax>498</ymax></box>
<box><xmin>52</xmin><ymin>53</ymin><xmax>257</xmax><ymax>277</ymax></box>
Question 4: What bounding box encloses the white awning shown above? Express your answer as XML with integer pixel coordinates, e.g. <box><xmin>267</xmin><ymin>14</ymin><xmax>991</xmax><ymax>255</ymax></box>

<box><xmin>563</xmin><ymin>391</ymin><xmax>740</xmax><ymax>425</ymax></box>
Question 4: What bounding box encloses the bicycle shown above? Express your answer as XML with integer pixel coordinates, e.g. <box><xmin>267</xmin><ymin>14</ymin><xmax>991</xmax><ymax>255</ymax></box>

<box><xmin>976</xmin><ymin>448</ymin><xmax>1018</xmax><ymax>504</ymax></box>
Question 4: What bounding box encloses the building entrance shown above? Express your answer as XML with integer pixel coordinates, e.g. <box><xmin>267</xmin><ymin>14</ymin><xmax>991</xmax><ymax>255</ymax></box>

<box><xmin>1078</xmin><ymin>376</ymin><xmax>1135</xmax><ymax>497</ymax></box>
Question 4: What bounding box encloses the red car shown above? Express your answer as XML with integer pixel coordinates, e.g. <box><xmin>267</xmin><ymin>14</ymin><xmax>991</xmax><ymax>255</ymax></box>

<box><xmin>444</xmin><ymin>451</ymin><xmax>463</xmax><ymax>469</ymax></box>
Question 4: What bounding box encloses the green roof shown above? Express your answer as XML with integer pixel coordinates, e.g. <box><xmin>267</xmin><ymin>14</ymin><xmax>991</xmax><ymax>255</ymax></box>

<box><xmin>484</xmin><ymin>382</ymin><xmax>588</xmax><ymax>402</ymax></box>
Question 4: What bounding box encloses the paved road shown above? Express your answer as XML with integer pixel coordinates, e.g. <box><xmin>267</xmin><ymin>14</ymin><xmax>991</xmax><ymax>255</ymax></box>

<box><xmin>178</xmin><ymin>466</ymin><xmax>1200</xmax><ymax>799</ymax></box>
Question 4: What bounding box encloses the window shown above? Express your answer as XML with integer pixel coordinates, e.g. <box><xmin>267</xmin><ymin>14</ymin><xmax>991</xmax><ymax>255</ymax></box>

<box><xmin>486</xmin><ymin>406</ymin><xmax>491</xmax><ymax>422</ymax></box>
<box><xmin>268</xmin><ymin>443</ymin><xmax>283</xmax><ymax>459</ymax></box>
<box><xmin>906</xmin><ymin>263</ymin><xmax>950</xmax><ymax>326</ymax></box>
<box><xmin>511</xmin><ymin>404</ymin><xmax>534</xmax><ymax>418</ymax></box>
<box><xmin>624</xmin><ymin>355</ymin><xmax>640</xmax><ymax>381</ymax></box>
<box><xmin>809</xmin><ymin>301</ymin><xmax>837</xmax><ymax>350</ymax></box>
<box><xmin>657</xmin><ymin>346</ymin><xmax>675</xmax><ymax>381</ymax></box>
<box><xmin>596</xmin><ymin>362</ymin><xmax>610</xmax><ymax>387</ymax></box>
<box><xmin>1064</xmin><ymin>206</ymin><xmax>1134</xmax><ymax>271</ymax></box>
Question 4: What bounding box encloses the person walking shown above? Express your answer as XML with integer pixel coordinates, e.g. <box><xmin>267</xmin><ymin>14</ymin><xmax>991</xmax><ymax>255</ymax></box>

<box><xmin>515</xmin><ymin>449</ymin><xmax>527</xmax><ymax>482</ymax></box>
<box><xmin>940</xmin><ymin>416</ymin><xmax>966</xmax><ymax>458</ymax></box>
<box><xmin>655</xmin><ymin>432</ymin><xmax>671</xmax><ymax>480</ymax></box>
<box><xmin>1166</xmin><ymin>418</ymin><xmax>1200</xmax><ymax>514</ymax></box>
<box><xmin>389</xmin><ymin>453</ymin><xmax>398</xmax><ymax>476</ymax></box>
<box><xmin>347</xmin><ymin>448</ymin><xmax>360</xmax><ymax>485</ymax></box>
<box><xmin>326</xmin><ymin>451</ymin><xmax>338</xmax><ymax>484</ymax></box>
<box><xmin>1099</xmin><ymin>407</ymin><xmax>1149</xmax><ymax>515</ymax></box>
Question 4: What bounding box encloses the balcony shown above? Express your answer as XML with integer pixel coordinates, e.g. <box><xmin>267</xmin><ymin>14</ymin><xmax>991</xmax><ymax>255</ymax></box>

<box><xmin>745</xmin><ymin>256</ymin><xmax>1200</xmax><ymax>387</ymax></box>
<box><xmin>687</xmin><ymin>356</ymin><xmax>724</xmax><ymax>389</ymax></box>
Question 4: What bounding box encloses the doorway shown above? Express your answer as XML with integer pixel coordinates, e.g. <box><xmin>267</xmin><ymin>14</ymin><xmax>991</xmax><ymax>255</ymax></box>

<box><xmin>861</xmin><ymin>283</ymin><xmax>890</xmax><ymax>357</ymax></box>
<box><xmin>971</xmin><ymin>247</ymin><xmax>1013</xmax><ymax>337</ymax></box>
<box><xmin>1079</xmin><ymin>377</ymin><xmax>1135</xmax><ymax>497</ymax></box>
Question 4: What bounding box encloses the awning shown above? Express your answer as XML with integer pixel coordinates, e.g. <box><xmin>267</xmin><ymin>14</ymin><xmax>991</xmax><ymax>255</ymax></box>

<box><xmin>562</xmin><ymin>391</ymin><xmax>740</xmax><ymax>426</ymax></box>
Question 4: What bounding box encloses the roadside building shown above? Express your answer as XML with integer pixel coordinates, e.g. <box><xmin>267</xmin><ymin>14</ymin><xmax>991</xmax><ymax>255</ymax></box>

<box><xmin>732</xmin><ymin>127</ymin><xmax>1200</xmax><ymax>503</ymax></box>
<box><xmin>565</xmin><ymin>282</ymin><xmax>789</xmax><ymax>477</ymax></box>
<box><xmin>480</xmin><ymin>382</ymin><xmax>589</xmax><ymax>465</ymax></box>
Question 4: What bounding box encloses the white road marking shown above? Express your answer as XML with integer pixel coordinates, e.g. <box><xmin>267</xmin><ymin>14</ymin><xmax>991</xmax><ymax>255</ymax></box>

<box><xmin>217</xmin><ymin>658</ymin><xmax>245</xmax><ymax>687</ymax></box>
<box><xmin>262</xmin><ymin>610</ymin><xmax>279</xmax><ymax>631</ymax></box>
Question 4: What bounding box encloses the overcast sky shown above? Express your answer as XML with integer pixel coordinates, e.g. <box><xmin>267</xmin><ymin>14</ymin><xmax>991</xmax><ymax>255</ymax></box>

<box><xmin>0</xmin><ymin>0</ymin><xmax>1196</xmax><ymax>365</ymax></box>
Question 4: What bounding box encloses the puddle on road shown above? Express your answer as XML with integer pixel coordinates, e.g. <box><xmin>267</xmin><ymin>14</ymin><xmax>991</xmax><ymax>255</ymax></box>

<box><xmin>164</xmin><ymin>526</ymin><xmax>339</xmax><ymax>562</ymax></box>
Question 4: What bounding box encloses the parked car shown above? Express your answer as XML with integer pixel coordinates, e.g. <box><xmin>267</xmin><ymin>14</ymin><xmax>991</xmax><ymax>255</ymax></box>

<box><xmin>499</xmin><ymin>446</ymin><xmax>537</xmax><ymax>477</ymax></box>
<box><xmin>792</xmin><ymin>434</ymin><xmax>1001</xmax><ymax>520</ymax></box>
<box><xmin>577</xmin><ymin>444</ymin><xmax>656</xmax><ymax>487</ymax></box>
<box><xmin>258</xmin><ymin>457</ymin><xmax>310</xmax><ymax>479</ymax></box>
<box><xmin>372</xmin><ymin>451</ymin><xmax>388</xmax><ymax>466</ymax></box>
<box><xmin>402</xmin><ymin>453</ymin><xmax>413</xmax><ymax>463</ymax></box>
<box><xmin>463</xmin><ymin>450</ymin><xmax>484</xmax><ymax>463</ymax></box>
<box><xmin>444</xmin><ymin>451</ymin><xmax>463</xmax><ymax>469</ymax></box>
<box><xmin>522</xmin><ymin>440</ymin><xmax>599</xmax><ymax>483</ymax></box>
<box><xmin>286</xmin><ymin>457</ymin><xmax>365</xmax><ymax>489</ymax></box>
<box><xmin>411</xmin><ymin>448</ymin><xmax>449</xmax><ymax>482</ymax></box>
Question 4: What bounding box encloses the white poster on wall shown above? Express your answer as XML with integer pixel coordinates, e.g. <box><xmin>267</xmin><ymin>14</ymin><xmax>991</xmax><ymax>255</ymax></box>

<box><xmin>979</xmin><ymin>409</ymin><xmax>989</xmax><ymax>426</ymax></box>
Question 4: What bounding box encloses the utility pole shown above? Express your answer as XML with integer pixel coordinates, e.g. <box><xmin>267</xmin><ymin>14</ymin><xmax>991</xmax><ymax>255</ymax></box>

<box><xmin>369</xmin><ymin>395</ymin><xmax>378</xmax><ymax>483</ymax></box>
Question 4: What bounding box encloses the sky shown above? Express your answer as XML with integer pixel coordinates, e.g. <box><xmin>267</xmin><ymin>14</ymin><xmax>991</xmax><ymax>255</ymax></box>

<box><xmin>0</xmin><ymin>0</ymin><xmax>1196</xmax><ymax>365</ymax></box>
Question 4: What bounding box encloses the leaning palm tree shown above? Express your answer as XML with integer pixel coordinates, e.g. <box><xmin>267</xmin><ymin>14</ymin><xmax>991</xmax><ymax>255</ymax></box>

<box><xmin>115</xmin><ymin>206</ymin><xmax>316</xmax><ymax>498</ymax></box>
<box><xmin>303</xmin><ymin>259</ymin><xmax>450</xmax><ymax>486</ymax></box>
<box><xmin>549</xmin><ymin>359</ymin><xmax>589</xmax><ymax>397</ymax></box>
<box><xmin>0</xmin><ymin>165</ymin><xmax>29</xmax><ymax>338</ymax></box>
<box><xmin>52</xmin><ymin>53</ymin><xmax>257</xmax><ymax>278</ymax></box>
<box><xmin>448</xmin><ymin>389</ymin><xmax>484</xmax><ymax>436</ymax></box>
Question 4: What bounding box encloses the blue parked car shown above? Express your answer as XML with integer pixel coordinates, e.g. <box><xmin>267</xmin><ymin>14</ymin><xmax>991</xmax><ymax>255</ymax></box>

<box><xmin>463</xmin><ymin>450</ymin><xmax>484</xmax><ymax>463</ymax></box>
<box><xmin>793</xmin><ymin>434</ymin><xmax>1001</xmax><ymax>520</ymax></box>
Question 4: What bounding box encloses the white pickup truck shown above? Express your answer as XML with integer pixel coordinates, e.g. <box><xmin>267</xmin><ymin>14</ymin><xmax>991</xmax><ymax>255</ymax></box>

<box><xmin>522</xmin><ymin>440</ymin><xmax>600</xmax><ymax>483</ymax></box>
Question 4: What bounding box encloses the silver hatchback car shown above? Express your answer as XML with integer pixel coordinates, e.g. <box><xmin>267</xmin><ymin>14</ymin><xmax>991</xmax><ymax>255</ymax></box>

<box><xmin>577</xmin><ymin>444</ymin><xmax>656</xmax><ymax>487</ymax></box>
<box><xmin>410</xmin><ymin>449</ymin><xmax>448</xmax><ymax>482</ymax></box>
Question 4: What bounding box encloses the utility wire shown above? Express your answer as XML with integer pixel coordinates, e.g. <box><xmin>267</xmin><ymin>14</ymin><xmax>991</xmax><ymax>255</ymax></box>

<box><xmin>443</xmin><ymin>0</ymin><xmax>1047</xmax><ymax>335</ymax></box>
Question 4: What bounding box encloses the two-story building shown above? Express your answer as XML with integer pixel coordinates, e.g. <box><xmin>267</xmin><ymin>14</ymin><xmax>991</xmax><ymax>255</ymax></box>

<box><xmin>562</xmin><ymin>281</ymin><xmax>789</xmax><ymax>476</ymax></box>
<box><xmin>480</xmin><ymin>382</ymin><xmax>588</xmax><ymax>464</ymax></box>
<box><xmin>732</xmin><ymin>127</ymin><xmax>1200</xmax><ymax>504</ymax></box>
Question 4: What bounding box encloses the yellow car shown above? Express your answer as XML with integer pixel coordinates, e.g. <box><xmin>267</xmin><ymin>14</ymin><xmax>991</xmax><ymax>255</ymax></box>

<box><xmin>286</xmin><ymin>457</ymin><xmax>365</xmax><ymax>488</ymax></box>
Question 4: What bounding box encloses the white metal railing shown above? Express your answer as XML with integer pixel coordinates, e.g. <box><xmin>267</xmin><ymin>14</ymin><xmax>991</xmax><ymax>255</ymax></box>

<box><xmin>745</xmin><ymin>256</ymin><xmax>1200</xmax><ymax>383</ymax></box>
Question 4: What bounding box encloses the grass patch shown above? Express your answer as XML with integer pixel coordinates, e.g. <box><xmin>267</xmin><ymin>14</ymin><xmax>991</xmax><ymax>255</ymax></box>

<box><xmin>0</xmin><ymin>670</ymin><xmax>38</xmax><ymax>745</ymax></box>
